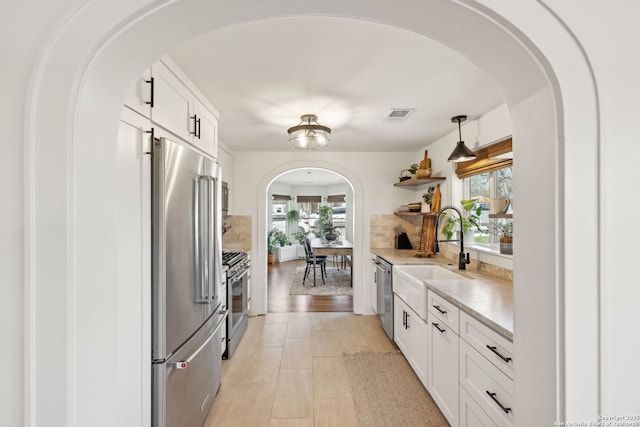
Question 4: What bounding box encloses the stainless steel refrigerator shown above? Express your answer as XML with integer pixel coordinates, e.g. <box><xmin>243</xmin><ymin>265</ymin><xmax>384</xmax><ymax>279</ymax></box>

<box><xmin>151</xmin><ymin>137</ymin><xmax>227</xmax><ymax>427</ymax></box>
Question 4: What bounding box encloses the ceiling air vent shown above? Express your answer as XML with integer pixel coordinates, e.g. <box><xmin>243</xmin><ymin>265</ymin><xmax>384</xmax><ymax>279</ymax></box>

<box><xmin>383</xmin><ymin>108</ymin><xmax>416</xmax><ymax>123</ymax></box>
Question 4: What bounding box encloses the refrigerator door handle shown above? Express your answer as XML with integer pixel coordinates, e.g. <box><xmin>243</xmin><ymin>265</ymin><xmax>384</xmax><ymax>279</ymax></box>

<box><xmin>168</xmin><ymin>310</ymin><xmax>228</xmax><ymax>370</ymax></box>
<box><xmin>207</xmin><ymin>171</ymin><xmax>223</xmax><ymax>304</ymax></box>
<box><xmin>197</xmin><ymin>176</ymin><xmax>210</xmax><ymax>303</ymax></box>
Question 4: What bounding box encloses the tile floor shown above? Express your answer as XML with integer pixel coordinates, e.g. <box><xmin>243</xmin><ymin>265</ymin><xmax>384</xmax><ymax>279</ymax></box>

<box><xmin>204</xmin><ymin>312</ymin><xmax>397</xmax><ymax>426</ymax></box>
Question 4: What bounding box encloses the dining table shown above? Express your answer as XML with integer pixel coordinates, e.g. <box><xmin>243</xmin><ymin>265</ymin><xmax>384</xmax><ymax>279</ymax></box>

<box><xmin>310</xmin><ymin>237</ymin><xmax>353</xmax><ymax>286</ymax></box>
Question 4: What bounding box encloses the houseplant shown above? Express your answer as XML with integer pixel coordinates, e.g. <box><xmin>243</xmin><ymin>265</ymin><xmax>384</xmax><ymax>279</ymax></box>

<box><xmin>286</xmin><ymin>208</ymin><xmax>300</xmax><ymax>222</ymax></box>
<box><xmin>440</xmin><ymin>199</ymin><xmax>483</xmax><ymax>243</ymax></box>
<box><xmin>293</xmin><ymin>227</ymin><xmax>309</xmax><ymax>243</ymax></box>
<box><xmin>494</xmin><ymin>220</ymin><xmax>513</xmax><ymax>254</ymax></box>
<box><xmin>314</xmin><ymin>205</ymin><xmax>339</xmax><ymax>241</ymax></box>
<box><xmin>267</xmin><ymin>228</ymin><xmax>289</xmax><ymax>264</ymax></box>
<box><xmin>421</xmin><ymin>186</ymin><xmax>435</xmax><ymax>212</ymax></box>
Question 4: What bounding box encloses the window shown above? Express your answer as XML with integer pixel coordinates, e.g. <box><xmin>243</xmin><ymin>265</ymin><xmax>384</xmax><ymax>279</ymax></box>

<box><xmin>457</xmin><ymin>138</ymin><xmax>513</xmax><ymax>252</ymax></box>
<box><xmin>327</xmin><ymin>195</ymin><xmax>346</xmax><ymax>232</ymax></box>
<box><xmin>271</xmin><ymin>194</ymin><xmax>291</xmax><ymax>233</ymax></box>
<box><xmin>463</xmin><ymin>167</ymin><xmax>512</xmax><ymax>247</ymax></box>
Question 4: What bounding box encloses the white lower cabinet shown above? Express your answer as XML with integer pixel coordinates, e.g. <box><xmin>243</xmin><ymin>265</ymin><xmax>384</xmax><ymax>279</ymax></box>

<box><xmin>394</xmin><ymin>295</ymin><xmax>428</xmax><ymax>388</ymax></box>
<box><xmin>460</xmin><ymin>387</ymin><xmax>497</xmax><ymax>427</ymax></box>
<box><xmin>391</xmin><ymin>285</ymin><xmax>514</xmax><ymax>427</ymax></box>
<box><xmin>459</xmin><ymin>339</ymin><xmax>514</xmax><ymax>427</ymax></box>
<box><xmin>427</xmin><ymin>310</ymin><xmax>459</xmax><ymax>427</ymax></box>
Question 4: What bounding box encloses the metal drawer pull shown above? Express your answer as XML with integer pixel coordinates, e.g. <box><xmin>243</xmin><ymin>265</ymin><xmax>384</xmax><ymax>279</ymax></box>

<box><xmin>432</xmin><ymin>322</ymin><xmax>446</xmax><ymax>333</ymax></box>
<box><xmin>486</xmin><ymin>391</ymin><xmax>511</xmax><ymax>413</ymax></box>
<box><xmin>433</xmin><ymin>305</ymin><xmax>447</xmax><ymax>314</ymax></box>
<box><xmin>486</xmin><ymin>345</ymin><xmax>512</xmax><ymax>363</ymax></box>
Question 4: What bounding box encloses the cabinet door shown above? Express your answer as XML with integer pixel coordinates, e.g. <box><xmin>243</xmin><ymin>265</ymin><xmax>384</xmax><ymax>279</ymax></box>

<box><xmin>428</xmin><ymin>311</ymin><xmax>459</xmax><ymax>427</ymax></box>
<box><xmin>394</xmin><ymin>296</ymin><xmax>410</xmax><ymax>355</ymax></box>
<box><xmin>151</xmin><ymin>62</ymin><xmax>194</xmax><ymax>142</ymax></box>
<box><xmin>394</xmin><ymin>296</ymin><xmax>428</xmax><ymax>388</ymax></box>
<box><xmin>407</xmin><ymin>306</ymin><xmax>428</xmax><ymax>388</ymax></box>
<box><xmin>193</xmin><ymin>97</ymin><xmax>218</xmax><ymax>157</ymax></box>
<box><xmin>124</xmin><ymin>67</ymin><xmax>152</xmax><ymax>118</ymax></box>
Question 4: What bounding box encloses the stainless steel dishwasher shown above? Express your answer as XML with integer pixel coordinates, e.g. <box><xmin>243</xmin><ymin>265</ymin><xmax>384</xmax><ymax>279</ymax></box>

<box><xmin>373</xmin><ymin>256</ymin><xmax>393</xmax><ymax>340</ymax></box>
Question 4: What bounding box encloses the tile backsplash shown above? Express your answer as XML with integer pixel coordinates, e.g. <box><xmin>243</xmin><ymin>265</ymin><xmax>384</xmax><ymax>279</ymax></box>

<box><xmin>370</xmin><ymin>213</ymin><xmax>512</xmax><ymax>280</ymax></box>
<box><xmin>222</xmin><ymin>215</ymin><xmax>252</xmax><ymax>251</ymax></box>
<box><xmin>370</xmin><ymin>214</ymin><xmax>422</xmax><ymax>249</ymax></box>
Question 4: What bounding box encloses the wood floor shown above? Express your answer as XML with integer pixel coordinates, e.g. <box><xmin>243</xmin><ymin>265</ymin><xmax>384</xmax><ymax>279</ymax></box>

<box><xmin>204</xmin><ymin>311</ymin><xmax>396</xmax><ymax>427</ymax></box>
<box><xmin>267</xmin><ymin>260</ymin><xmax>353</xmax><ymax>313</ymax></box>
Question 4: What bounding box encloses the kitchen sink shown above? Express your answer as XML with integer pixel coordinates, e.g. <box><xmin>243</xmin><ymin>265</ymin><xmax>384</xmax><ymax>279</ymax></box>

<box><xmin>392</xmin><ymin>265</ymin><xmax>465</xmax><ymax>320</ymax></box>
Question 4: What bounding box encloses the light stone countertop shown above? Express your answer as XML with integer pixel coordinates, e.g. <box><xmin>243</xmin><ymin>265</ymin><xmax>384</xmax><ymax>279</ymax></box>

<box><xmin>371</xmin><ymin>248</ymin><xmax>513</xmax><ymax>341</ymax></box>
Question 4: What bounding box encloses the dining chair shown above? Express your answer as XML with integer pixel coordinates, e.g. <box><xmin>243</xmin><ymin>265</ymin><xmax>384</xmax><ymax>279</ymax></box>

<box><xmin>303</xmin><ymin>238</ymin><xmax>327</xmax><ymax>285</ymax></box>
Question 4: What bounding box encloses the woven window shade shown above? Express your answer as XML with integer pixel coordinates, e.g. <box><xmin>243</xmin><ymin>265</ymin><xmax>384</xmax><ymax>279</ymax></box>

<box><xmin>455</xmin><ymin>138</ymin><xmax>513</xmax><ymax>179</ymax></box>
<box><xmin>327</xmin><ymin>194</ymin><xmax>346</xmax><ymax>203</ymax></box>
<box><xmin>272</xmin><ymin>194</ymin><xmax>292</xmax><ymax>201</ymax></box>
<box><xmin>296</xmin><ymin>195</ymin><xmax>322</xmax><ymax>203</ymax></box>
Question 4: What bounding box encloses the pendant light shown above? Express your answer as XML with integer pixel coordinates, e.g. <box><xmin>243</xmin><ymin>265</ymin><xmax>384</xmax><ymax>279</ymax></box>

<box><xmin>447</xmin><ymin>115</ymin><xmax>477</xmax><ymax>162</ymax></box>
<box><xmin>287</xmin><ymin>114</ymin><xmax>331</xmax><ymax>150</ymax></box>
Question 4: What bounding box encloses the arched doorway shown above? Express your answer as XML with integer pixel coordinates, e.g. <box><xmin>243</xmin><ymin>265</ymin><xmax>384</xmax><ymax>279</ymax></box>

<box><xmin>258</xmin><ymin>161</ymin><xmax>363</xmax><ymax>316</ymax></box>
<box><xmin>266</xmin><ymin>167</ymin><xmax>355</xmax><ymax>313</ymax></box>
<box><xmin>26</xmin><ymin>1</ymin><xmax>600</xmax><ymax>425</ymax></box>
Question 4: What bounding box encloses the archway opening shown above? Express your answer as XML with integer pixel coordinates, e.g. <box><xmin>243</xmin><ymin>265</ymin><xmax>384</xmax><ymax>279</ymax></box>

<box><xmin>27</xmin><ymin>0</ymin><xmax>603</xmax><ymax>424</ymax></box>
<box><xmin>266</xmin><ymin>167</ymin><xmax>355</xmax><ymax>313</ymax></box>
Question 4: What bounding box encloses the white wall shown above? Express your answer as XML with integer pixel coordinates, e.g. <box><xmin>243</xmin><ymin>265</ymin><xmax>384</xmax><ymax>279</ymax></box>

<box><xmin>5</xmin><ymin>1</ymin><xmax>639</xmax><ymax>426</ymax></box>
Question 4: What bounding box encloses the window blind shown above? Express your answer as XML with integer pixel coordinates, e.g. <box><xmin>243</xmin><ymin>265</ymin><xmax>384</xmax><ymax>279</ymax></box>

<box><xmin>455</xmin><ymin>138</ymin><xmax>513</xmax><ymax>179</ymax></box>
<box><xmin>272</xmin><ymin>194</ymin><xmax>291</xmax><ymax>201</ymax></box>
<box><xmin>327</xmin><ymin>194</ymin><xmax>345</xmax><ymax>203</ymax></box>
<box><xmin>296</xmin><ymin>195</ymin><xmax>322</xmax><ymax>203</ymax></box>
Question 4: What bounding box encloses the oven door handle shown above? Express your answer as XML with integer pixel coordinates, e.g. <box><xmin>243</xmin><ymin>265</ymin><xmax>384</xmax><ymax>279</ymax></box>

<box><xmin>229</xmin><ymin>266</ymin><xmax>250</xmax><ymax>282</ymax></box>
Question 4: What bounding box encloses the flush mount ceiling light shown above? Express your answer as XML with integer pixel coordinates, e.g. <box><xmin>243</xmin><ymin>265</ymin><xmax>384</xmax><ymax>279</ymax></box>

<box><xmin>447</xmin><ymin>115</ymin><xmax>477</xmax><ymax>162</ymax></box>
<box><xmin>287</xmin><ymin>114</ymin><xmax>331</xmax><ymax>150</ymax></box>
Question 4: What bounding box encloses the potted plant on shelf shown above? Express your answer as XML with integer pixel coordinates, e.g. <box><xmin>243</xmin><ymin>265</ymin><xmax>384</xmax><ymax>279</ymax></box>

<box><xmin>421</xmin><ymin>186</ymin><xmax>435</xmax><ymax>212</ymax></box>
<box><xmin>440</xmin><ymin>199</ymin><xmax>483</xmax><ymax>244</ymax></box>
<box><xmin>408</xmin><ymin>163</ymin><xmax>419</xmax><ymax>178</ymax></box>
<box><xmin>495</xmin><ymin>220</ymin><xmax>513</xmax><ymax>254</ymax></box>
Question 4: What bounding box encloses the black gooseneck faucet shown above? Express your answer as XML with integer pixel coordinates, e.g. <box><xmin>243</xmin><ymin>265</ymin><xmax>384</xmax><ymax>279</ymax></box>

<box><xmin>434</xmin><ymin>205</ymin><xmax>471</xmax><ymax>270</ymax></box>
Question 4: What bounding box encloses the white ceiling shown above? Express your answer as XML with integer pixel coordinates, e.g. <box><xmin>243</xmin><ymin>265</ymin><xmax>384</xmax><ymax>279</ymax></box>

<box><xmin>170</xmin><ymin>16</ymin><xmax>506</xmax><ymax>153</ymax></box>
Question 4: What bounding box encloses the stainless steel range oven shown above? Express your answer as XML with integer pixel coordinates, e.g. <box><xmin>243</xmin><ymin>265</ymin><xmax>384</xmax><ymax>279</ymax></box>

<box><xmin>222</xmin><ymin>250</ymin><xmax>250</xmax><ymax>359</ymax></box>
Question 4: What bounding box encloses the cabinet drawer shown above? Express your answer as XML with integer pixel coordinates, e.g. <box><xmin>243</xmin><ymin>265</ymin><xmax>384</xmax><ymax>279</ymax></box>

<box><xmin>428</xmin><ymin>290</ymin><xmax>460</xmax><ymax>333</ymax></box>
<box><xmin>460</xmin><ymin>311</ymin><xmax>513</xmax><ymax>379</ymax></box>
<box><xmin>460</xmin><ymin>386</ymin><xmax>497</xmax><ymax>427</ymax></box>
<box><xmin>459</xmin><ymin>340</ymin><xmax>514</xmax><ymax>427</ymax></box>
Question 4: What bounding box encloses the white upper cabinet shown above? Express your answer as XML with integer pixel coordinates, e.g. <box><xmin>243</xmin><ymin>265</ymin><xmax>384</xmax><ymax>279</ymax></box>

<box><xmin>150</xmin><ymin>61</ymin><xmax>195</xmax><ymax>143</ymax></box>
<box><xmin>124</xmin><ymin>58</ymin><xmax>220</xmax><ymax>158</ymax></box>
<box><xmin>124</xmin><ymin>67</ymin><xmax>152</xmax><ymax>118</ymax></box>
<box><xmin>193</xmin><ymin>97</ymin><xmax>218</xmax><ymax>156</ymax></box>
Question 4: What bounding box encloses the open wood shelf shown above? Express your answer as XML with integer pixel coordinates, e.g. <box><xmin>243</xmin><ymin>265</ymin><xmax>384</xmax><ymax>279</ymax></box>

<box><xmin>488</xmin><ymin>213</ymin><xmax>513</xmax><ymax>219</ymax></box>
<box><xmin>394</xmin><ymin>211</ymin><xmax>437</xmax><ymax>218</ymax></box>
<box><xmin>393</xmin><ymin>176</ymin><xmax>446</xmax><ymax>187</ymax></box>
